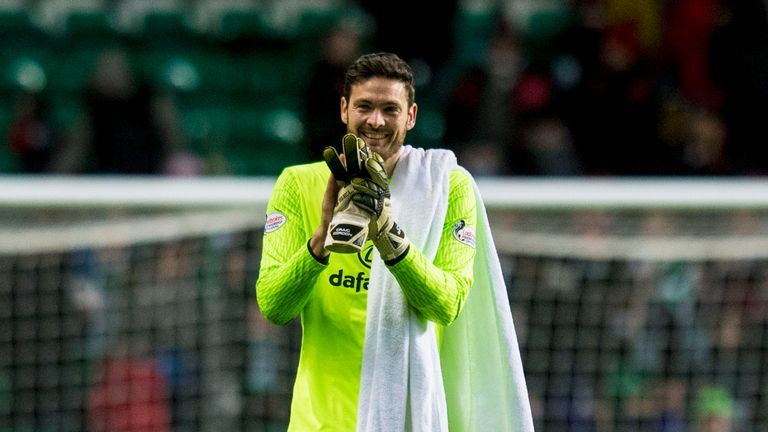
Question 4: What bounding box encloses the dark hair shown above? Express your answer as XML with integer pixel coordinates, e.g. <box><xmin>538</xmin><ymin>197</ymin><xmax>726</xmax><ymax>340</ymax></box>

<box><xmin>343</xmin><ymin>52</ymin><xmax>415</xmax><ymax>106</ymax></box>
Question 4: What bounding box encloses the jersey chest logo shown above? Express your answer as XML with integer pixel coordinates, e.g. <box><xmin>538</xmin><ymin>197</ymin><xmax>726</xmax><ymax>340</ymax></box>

<box><xmin>329</xmin><ymin>269</ymin><xmax>369</xmax><ymax>292</ymax></box>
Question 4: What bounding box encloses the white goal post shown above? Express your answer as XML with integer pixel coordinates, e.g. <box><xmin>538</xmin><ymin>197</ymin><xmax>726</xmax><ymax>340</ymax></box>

<box><xmin>2</xmin><ymin>175</ymin><xmax>768</xmax><ymax>208</ymax></box>
<box><xmin>3</xmin><ymin>175</ymin><xmax>768</xmax><ymax>259</ymax></box>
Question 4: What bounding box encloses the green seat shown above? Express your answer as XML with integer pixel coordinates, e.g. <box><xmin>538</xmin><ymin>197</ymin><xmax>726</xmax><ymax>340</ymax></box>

<box><xmin>137</xmin><ymin>9</ymin><xmax>203</xmax><ymax>53</ymax></box>
<box><xmin>0</xmin><ymin>52</ymin><xmax>52</xmax><ymax>93</ymax></box>
<box><xmin>178</xmin><ymin>97</ymin><xmax>309</xmax><ymax>175</ymax></box>
<box><xmin>0</xmin><ymin>9</ymin><xmax>50</xmax><ymax>49</ymax></box>
<box><xmin>135</xmin><ymin>52</ymin><xmax>202</xmax><ymax>93</ymax></box>
<box><xmin>217</xmin><ymin>9</ymin><xmax>273</xmax><ymax>41</ymax></box>
<box><xmin>452</xmin><ymin>9</ymin><xmax>497</xmax><ymax>67</ymax></box>
<box><xmin>0</xmin><ymin>11</ymin><xmax>53</xmax><ymax>90</ymax></box>
<box><xmin>178</xmin><ymin>102</ymin><xmax>233</xmax><ymax>154</ymax></box>
<box><xmin>409</xmin><ymin>106</ymin><xmax>445</xmax><ymax>149</ymax></box>
<box><xmin>246</xmin><ymin>51</ymin><xmax>312</xmax><ymax>96</ymax></box>
<box><xmin>46</xmin><ymin>48</ymin><xmax>103</xmax><ymax>93</ymax></box>
<box><xmin>49</xmin><ymin>96</ymin><xmax>84</xmax><ymax>130</ymax></box>
<box><xmin>226</xmin><ymin>103</ymin><xmax>308</xmax><ymax>175</ymax></box>
<box><xmin>63</xmin><ymin>9</ymin><xmax>123</xmax><ymax>48</ymax></box>
<box><xmin>0</xmin><ymin>103</ymin><xmax>22</xmax><ymax>173</ymax></box>
<box><xmin>526</xmin><ymin>8</ymin><xmax>572</xmax><ymax>41</ymax></box>
<box><xmin>195</xmin><ymin>51</ymin><xmax>248</xmax><ymax>94</ymax></box>
<box><xmin>136</xmin><ymin>49</ymin><xmax>247</xmax><ymax>95</ymax></box>
<box><xmin>295</xmin><ymin>7</ymin><xmax>344</xmax><ymax>40</ymax></box>
<box><xmin>142</xmin><ymin>9</ymin><xmax>192</xmax><ymax>37</ymax></box>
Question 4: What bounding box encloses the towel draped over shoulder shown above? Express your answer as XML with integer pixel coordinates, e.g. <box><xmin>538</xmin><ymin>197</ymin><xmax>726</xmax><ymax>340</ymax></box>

<box><xmin>357</xmin><ymin>146</ymin><xmax>534</xmax><ymax>432</ymax></box>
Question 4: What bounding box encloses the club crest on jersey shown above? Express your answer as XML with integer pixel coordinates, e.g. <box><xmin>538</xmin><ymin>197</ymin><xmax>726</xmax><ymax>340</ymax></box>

<box><xmin>357</xmin><ymin>244</ymin><xmax>374</xmax><ymax>269</ymax></box>
<box><xmin>264</xmin><ymin>212</ymin><xmax>286</xmax><ymax>233</ymax></box>
<box><xmin>452</xmin><ymin>220</ymin><xmax>476</xmax><ymax>248</ymax></box>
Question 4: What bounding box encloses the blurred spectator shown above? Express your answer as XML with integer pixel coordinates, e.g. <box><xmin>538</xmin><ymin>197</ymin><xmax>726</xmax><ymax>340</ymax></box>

<box><xmin>695</xmin><ymin>386</ymin><xmax>734</xmax><ymax>432</ymax></box>
<box><xmin>358</xmin><ymin>0</ymin><xmax>458</xmax><ymax>94</ymax></box>
<box><xmin>651</xmin><ymin>378</ymin><xmax>687</xmax><ymax>432</ymax></box>
<box><xmin>7</xmin><ymin>91</ymin><xmax>60</xmax><ymax>173</ymax></box>
<box><xmin>510</xmin><ymin>62</ymin><xmax>583</xmax><ymax>175</ymax></box>
<box><xmin>658</xmin><ymin>101</ymin><xmax>729</xmax><ymax>175</ymax></box>
<box><xmin>444</xmin><ymin>19</ymin><xmax>583</xmax><ymax>176</ymax></box>
<box><xmin>708</xmin><ymin>0</ymin><xmax>768</xmax><ymax>175</ymax></box>
<box><xmin>660</xmin><ymin>0</ymin><xmax>723</xmax><ymax>111</ymax></box>
<box><xmin>443</xmin><ymin>21</ymin><xmax>522</xmax><ymax>176</ymax></box>
<box><xmin>678</xmin><ymin>107</ymin><xmax>728</xmax><ymax>175</ymax></box>
<box><xmin>513</xmin><ymin>114</ymin><xmax>583</xmax><ymax>175</ymax></box>
<box><xmin>247</xmin><ymin>304</ymin><xmax>283</xmax><ymax>393</ymax></box>
<box><xmin>50</xmin><ymin>47</ymin><xmax>196</xmax><ymax>175</ymax></box>
<box><xmin>566</xmin><ymin>20</ymin><xmax>665</xmax><ymax>175</ymax></box>
<box><xmin>303</xmin><ymin>21</ymin><xmax>363</xmax><ymax>159</ymax></box>
<box><xmin>601</xmin><ymin>0</ymin><xmax>663</xmax><ymax>53</ymax></box>
<box><xmin>86</xmin><ymin>338</ymin><xmax>171</xmax><ymax>432</ymax></box>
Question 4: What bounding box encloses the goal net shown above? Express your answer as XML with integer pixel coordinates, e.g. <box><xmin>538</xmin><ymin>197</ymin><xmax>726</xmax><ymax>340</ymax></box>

<box><xmin>0</xmin><ymin>176</ymin><xmax>292</xmax><ymax>432</ymax></box>
<box><xmin>2</xmin><ymin>176</ymin><xmax>768</xmax><ymax>432</ymax></box>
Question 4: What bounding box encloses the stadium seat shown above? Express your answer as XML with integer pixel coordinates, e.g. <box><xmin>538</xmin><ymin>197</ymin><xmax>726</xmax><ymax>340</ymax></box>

<box><xmin>246</xmin><ymin>51</ymin><xmax>312</xmax><ymax>96</ymax></box>
<box><xmin>525</xmin><ymin>8</ymin><xmax>572</xmax><ymax>42</ymax></box>
<box><xmin>111</xmin><ymin>0</ymin><xmax>187</xmax><ymax>35</ymax></box>
<box><xmin>32</xmin><ymin>0</ymin><xmax>121</xmax><ymax>48</ymax></box>
<box><xmin>64</xmin><ymin>8</ymin><xmax>114</xmax><ymax>38</ymax></box>
<box><xmin>135</xmin><ymin>49</ymin><xmax>246</xmax><ymax>95</ymax></box>
<box><xmin>295</xmin><ymin>7</ymin><xmax>343</xmax><ymax>40</ymax></box>
<box><xmin>0</xmin><ymin>8</ymin><xmax>50</xmax><ymax>53</ymax></box>
<box><xmin>180</xmin><ymin>102</ymin><xmax>308</xmax><ymax>176</ymax></box>
<box><xmin>0</xmin><ymin>7</ymin><xmax>35</xmax><ymax>37</ymax></box>
<box><xmin>156</xmin><ymin>56</ymin><xmax>202</xmax><ymax>93</ymax></box>
<box><xmin>0</xmin><ymin>102</ymin><xmax>22</xmax><ymax>173</ymax></box>
<box><xmin>45</xmin><ymin>48</ymin><xmax>102</xmax><ymax>93</ymax></box>
<box><xmin>224</xmin><ymin>102</ymin><xmax>308</xmax><ymax>175</ymax></box>
<box><xmin>141</xmin><ymin>9</ymin><xmax>195</xmax><ymax>41</ymax></box>
<box><xmin>408</xmin><ymin>105</ymin><xmax>445</xmax><ymax>149</ymax></box>
<box><xmin>178</xmin><ymin>102</ymin><xmax>233</xmax><ymax>155</ymax></box>
<box><xmin>451</xmin><ymin>8</ymin><xmax>496</xmax><ymax>67</ymax></box>
<box><xmin>0</xmin><ymin>52</ymin><xmax>50</xmax><ymax>93</ymax></box>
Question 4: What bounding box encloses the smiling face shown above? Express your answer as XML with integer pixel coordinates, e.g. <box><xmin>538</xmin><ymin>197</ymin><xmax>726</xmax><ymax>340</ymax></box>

<box><xmin>340</xmin><ymin>77</ymin><xmax>417</xmax><ymax>164</ymax></box>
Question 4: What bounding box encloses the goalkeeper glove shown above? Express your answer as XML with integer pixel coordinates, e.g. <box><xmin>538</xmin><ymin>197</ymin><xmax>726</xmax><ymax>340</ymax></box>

<box><xmin>321</xmin><ymin>133</ymin><xmax>371</xmax><ymax>253</ymax></box>
<box><xmin>348</xmin><ymin>152</ymin><xmax>409</xmax><ymax>263</ymax></box>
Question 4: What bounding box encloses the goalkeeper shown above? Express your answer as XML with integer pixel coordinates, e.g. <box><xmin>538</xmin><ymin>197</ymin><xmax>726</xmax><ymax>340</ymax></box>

<box><xmin>256</xmin><ymin>52</ymin><xmax>532</xmax><ymax>431</ymax></box>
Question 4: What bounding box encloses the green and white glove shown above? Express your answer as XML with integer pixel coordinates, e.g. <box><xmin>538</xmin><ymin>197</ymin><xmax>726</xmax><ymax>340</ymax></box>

<box><xmin>321</xmin><ymin>133</ymin><xmax>371</xmax><ymax>253</ymax></box>
<box><xmin>323</xmin><ymin>133</ymin><xmax>368</xmax><ymax>182</ymax></box>
<box><xmin>348</xmin><ymin>152</ymin><xmax>409</xmax><ymax>263</ymax></box>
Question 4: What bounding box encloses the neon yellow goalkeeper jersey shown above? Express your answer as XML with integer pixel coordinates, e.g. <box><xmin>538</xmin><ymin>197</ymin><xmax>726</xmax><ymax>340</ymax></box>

<box><xmin>256</xmin><ymin>161</ymin><xmax>477</xmax><ymax>431</ymax></box>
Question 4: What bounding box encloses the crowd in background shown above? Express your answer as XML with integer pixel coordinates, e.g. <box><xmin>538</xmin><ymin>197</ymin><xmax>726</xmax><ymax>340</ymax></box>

<box><xmin>4</xmin><ymin>2</ymin><xmax>768</xmax><ymax>431</ymax></box>
<box><xmin>3</xmin><ymin>0</ymin><xmax>768</xmax><ymax>177</ymax></box>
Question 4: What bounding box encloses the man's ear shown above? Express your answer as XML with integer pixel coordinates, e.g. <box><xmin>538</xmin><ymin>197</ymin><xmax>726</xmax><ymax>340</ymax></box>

<box><xmin>406</xmin><ymin>102</ymin><xmax>418</xmax><ymax>130</ymax></box>
<box><xmin>340</xmin><ymin>96</ymin><xmax>348</xmax><ymax>125</ymax></box>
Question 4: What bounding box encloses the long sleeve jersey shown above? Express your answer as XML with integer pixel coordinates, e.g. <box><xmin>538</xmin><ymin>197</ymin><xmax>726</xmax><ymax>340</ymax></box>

<box><xmin>255</xmin><ymin>161</ymin><xmax>477</xmax><ymax>431</ymax></box>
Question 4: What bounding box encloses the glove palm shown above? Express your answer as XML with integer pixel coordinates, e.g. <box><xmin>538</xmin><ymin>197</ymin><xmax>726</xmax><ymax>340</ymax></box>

<box><xmin>321</xmin><ymin>134</ymin><xmax>371</xmax><ymax>253</ymax></box>
<box><xmin>349</xmin><ymin>152</ymin><xmax>409</xmax><ymax>262</ymax></box>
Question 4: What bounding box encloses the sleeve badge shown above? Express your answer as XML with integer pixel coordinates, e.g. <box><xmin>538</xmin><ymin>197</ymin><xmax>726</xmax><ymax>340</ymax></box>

<box><xmin>264</xmin><ymin>212</ymin><xmax>287</xmax><ymax>233</ymax></box>
<box><xmin>452</xmin><ymin>220</ymin><xmax>476</xmax><ymax>249</ymax></box>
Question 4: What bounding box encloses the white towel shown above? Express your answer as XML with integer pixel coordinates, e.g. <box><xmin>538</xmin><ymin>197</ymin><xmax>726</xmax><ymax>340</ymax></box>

<box><xmin>357</xmin><ymin>146</ymin><xmax>534</xmax><ymax>432</ymax></box>
<box><xmin>440</xmin><ymin>176</ymin><xmax>534</xmax><ymax>432</ymax></box>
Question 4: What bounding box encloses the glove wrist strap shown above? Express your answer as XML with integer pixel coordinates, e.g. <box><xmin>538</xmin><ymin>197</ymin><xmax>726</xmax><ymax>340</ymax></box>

<box><xmin>325</xmin><ymin>202</ymin><xmax>370</xmax><ymax>253</ymax></box>
<box><xmin>373</xmin><ymin>221</ymin><xmax>408</xmax><ymax>262</ymax></box>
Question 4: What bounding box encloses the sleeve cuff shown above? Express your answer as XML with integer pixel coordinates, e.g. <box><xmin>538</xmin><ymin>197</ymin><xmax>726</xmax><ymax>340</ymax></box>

<box><xmin>384</xmin><ymin>244</ymin><xmax>410</xmax><ymax>267</ymax></box>
<box><xmin>307</xmin><ymin>239</ymin><xmax>330</xmax><ymax>265</ymax></box>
